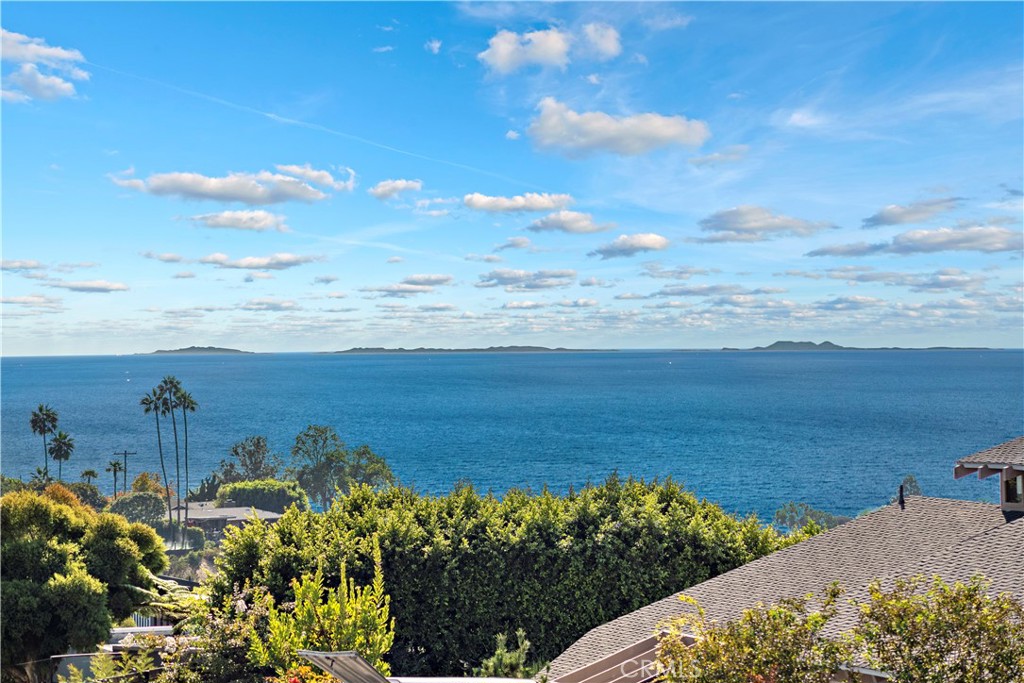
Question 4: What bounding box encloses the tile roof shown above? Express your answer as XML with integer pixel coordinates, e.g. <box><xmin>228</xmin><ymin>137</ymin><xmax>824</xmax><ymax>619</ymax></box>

<box><xmin>955</xmin><ymin>435</ymin><xmax>1024</xmax><ymax>467</ymax></box>
<box><xmin>548</xmin><ymin>496</ymin><xmax>1012</xmax><ymax>680</ymax></box>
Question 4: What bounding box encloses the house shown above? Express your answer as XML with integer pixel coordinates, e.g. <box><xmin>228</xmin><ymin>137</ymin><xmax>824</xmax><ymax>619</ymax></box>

<box><xmin>545</xmin><ymin>436</ymin><xmax>1024</xmax><ymax>683</ymax></box>
<box><xmin>175</xmin><ymin>500</ymin><xmax>282</xmax><ymax>539</ymax></box>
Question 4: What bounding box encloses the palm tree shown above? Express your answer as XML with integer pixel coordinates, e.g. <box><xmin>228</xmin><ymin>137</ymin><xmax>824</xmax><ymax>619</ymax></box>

<box><xmin>159</xmin><ymin>376</ymin><xmax>183</xmax><ymax>533</ymax></box>
<box><xmin>29</xmin><ymin>404</ymin><xmax>58</xmax><ymax>477</ymax></box>
<box><xmin>80</xmin><ymin>469</ymin><xmax>99</xmax><ymax>485</ymax></box>
<box><xmin>106</xmin><ymin>459</ymin><xmax>124</xmax><ymax>497</ymax></box>
<box><xmin>48</xmin><ymin>431</ymin><xmax>75</xmax><ymax>482</ymax></box>
<box><xmin>176</xmin><ymin>388</ymin><xmax>199</xmax><ymax>528</ymax></box>
<box><xmin>141</xmin><ymin>387</ymin><xmax>174</xmax><ymax>531</ymax></box>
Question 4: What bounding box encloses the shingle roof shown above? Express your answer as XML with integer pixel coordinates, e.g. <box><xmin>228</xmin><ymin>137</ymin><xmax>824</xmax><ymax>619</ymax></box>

<box><xmin>955</xmin><ymin>435</ymin><xmax>1024</xmax><ymax>468</ymax></box>
<box><xmin>548</xmin><ymin>497</ymin><xmax>1012</xmax><ymax>681</ymax></box>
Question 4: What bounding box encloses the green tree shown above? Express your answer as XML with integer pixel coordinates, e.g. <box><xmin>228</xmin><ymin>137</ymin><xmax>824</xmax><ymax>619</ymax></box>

<box><xmin>854</xmin><ymin>575</ymin><xmax>1024</xmax><ymax>682</ymax></box>
<box><xmin>215</xmin><ymin>479</ymin><xmax>309</xmax><ymax>513</ymax></box>
<box><xmin>80</xmin><ymin>469</ymin><xmax>98</xmax><ymax>485</ymax></box>
<box><xmin>106</xmin><ymin>459</ymin><xmax>124</xmax><ymax>497</ymax></box>
<box><xmin>108</xmin><ymin>492</ymin><xmax>166</xmax><ymax>525</ymax></box>
<box><xmin>248</xmin><ymin>543</ymin><xmax>394</xmax><ymax>677</ymax></box>
<box><xmin>289</xmin><ymin>426</ymin><xmax>394</xmax><ymax>510</ymax></box>
<box><xmin>65</xmin><ymin>483</ymin><xmax>107</xmax><ymax>511</ymax></box>
<box><xmin>159</xmin><ymin>376</ymin><xmax>184</xmax><ymax>537</ymax></box>
<box><xmin>176</xmin><ymin>388</ymin><xmax>198</xmax><ymax>529</ymax></box>
<box><xmin>141</xmin><ymin>387</ymin><xmax>174</xmax><ymax>533</ymax></box>
<box><xmin>1</xmin><ymin>487</ymin><xmax>167</xmax><ymax>683</ymax></box>
<box><xmin>48</xmin><ymin>431</ymin><xmax>75</xmax><ymax>482</ymax></box>
<box><xmin>773</xmin><ymin>502</ymin><xmax>851</xmax><ymax>531</ymax></box>
<box><xmin>29</xmin><ymin>404</ymin><xmax>59</xmax><ymax>478</ymax></box>
<box><xmin>890</xmin><ymin>474</ymin><xmax>924</xmax><ymax>504</ymax></box>
<box><xmin>474</xmin><ymin>630</ymin><xmax>534</xmax><ymax>678</ymax></box>
<box><xmin>219</xmin><ymin>436</ymin><xmax>283</xmax><ymax>484</ymax></box>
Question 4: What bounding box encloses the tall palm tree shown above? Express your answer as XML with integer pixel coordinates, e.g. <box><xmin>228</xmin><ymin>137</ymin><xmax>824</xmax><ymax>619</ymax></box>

<box><xmin>29</xmin><ymin>404</ymin><xmax>58</xmax><ymax>477</ymax></box>
<box><xmin>141</xmin><ymin>387</ymin><xmax>174</xmax><ymax>531</ymax></box>
<box><xmin>106</xmin><ymin>460</ymin><xmax>124</xmax><ymax>497</ymax></box>
<box><xmin>48</xmin><ymin>431</ymin><xmax>75</xmax><ymax>482</ymax></box>
<box><xmin>176</xmin><ymin>388</ymin><xmax>199</xmax><ymax>527</ymax></box>
<box><xmin>80</xmin><ymin>469</ymin><xmax>99</xmax><ymax>485</ymax></box>
<box><xmin>159</xmin><ymin>376</ymin><xmax>183</xmax><ymax>533</ymax></box>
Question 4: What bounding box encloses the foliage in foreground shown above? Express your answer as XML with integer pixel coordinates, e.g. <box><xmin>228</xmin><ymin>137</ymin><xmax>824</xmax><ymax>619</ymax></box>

<box><xmin>248</xmin><ymin>542</ymin><xmax>394</xmax><ymax>676</ymax></box>
<box><xmin>854</xmin><ymin>575</ymin><xmax>1024</xmax><ymax>683</ymax></box>
<box><xmin>657</xmin><ymin>576</ymin><xmax>1024</xmax><ymax>683</ymax></box>
<box><xmin>0</xmin><ymin>485</ymin><xmax>168</xmax><ymax>683</ymax></box>
<box><xmin>212</xmin><ymin>476</ymin><xmax>817</xmax><ymax>674</ymax></box>
<box><xmin>659</xmin><ymin>585</ymin><xmax>847</xmax><ymax>683</ymax></box>
<box><xmin>474</xmin><ymin>629</ymin><xmax>537</xmax><ymax>679</ymax></box>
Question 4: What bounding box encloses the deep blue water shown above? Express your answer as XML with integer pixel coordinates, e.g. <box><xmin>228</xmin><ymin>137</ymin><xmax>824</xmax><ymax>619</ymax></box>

<box><xmin>1</xmin><ymin>350</ymin><xmax>1021</xmax><ymax>520</ymax></box>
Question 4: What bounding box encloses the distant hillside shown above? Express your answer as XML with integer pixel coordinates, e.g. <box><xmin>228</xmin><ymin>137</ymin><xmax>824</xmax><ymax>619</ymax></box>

<box><xmin>149</xmin><ymin>346</ymin><xmax>253</xmax><ymax>355</ymax></box>
<box><xmin>723</xmin><ymin>340</ymin><xmax>990</xmax><ymax>351</ymax></box>
<box><xmin>333</xmin><ymin>345</ymin><xmax>602</xmax><ymax>354</ymax></box>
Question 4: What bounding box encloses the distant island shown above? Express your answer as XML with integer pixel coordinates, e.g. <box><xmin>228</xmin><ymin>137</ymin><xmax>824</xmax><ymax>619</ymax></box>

<box><xmin>722</xmin><ymin>340</ymin><xmax>990</xmax><ymax>351</ymax></box>
<box><xmin>148</xmin><ymin>346</ymin><xmax>254</xmax><ymax>355</ymax></box>
<box><xmin>333</xmin><ymin>345</ymin><xmax>604</xmax><ymax>354</ymax></box>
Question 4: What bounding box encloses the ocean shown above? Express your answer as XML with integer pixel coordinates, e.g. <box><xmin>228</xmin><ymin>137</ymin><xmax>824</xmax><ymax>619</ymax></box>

<box><xmin>1</xmin><ymin>350</ymin><xmax>1021</xmax><ymax>520</ymax></box>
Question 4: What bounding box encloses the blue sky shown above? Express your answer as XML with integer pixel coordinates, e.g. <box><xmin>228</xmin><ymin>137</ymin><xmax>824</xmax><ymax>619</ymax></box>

<box><xmin>2</xmin><ymin>2</ymin><xmax>1022</xmax><ymax>355</ymax></box>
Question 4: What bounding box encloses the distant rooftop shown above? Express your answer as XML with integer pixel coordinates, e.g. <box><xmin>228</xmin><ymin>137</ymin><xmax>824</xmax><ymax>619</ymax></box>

<box><xmin>175</xmin><ymin>500</ymin><xmax>281</xmax><ymax>522</ymax></box>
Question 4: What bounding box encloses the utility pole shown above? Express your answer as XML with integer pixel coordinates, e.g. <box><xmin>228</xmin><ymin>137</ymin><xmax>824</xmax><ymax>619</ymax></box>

<box><xmin>113</xmin><ymin>450</ymin><xmax>137</xmax><ymax>493</ymax></box>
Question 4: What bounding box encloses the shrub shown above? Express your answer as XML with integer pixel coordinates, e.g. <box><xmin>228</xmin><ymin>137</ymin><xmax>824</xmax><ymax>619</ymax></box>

<box><xmin>212</xmin><ymin>476</ymin><xmax>816</xmax><ymax>675</ymax></box>
<box><xmin>65</xmin><ymin>482</ymin><xmax>107</xmax><ymax>511</ymax></box>
<box><xmin>107</xmin><ymin>492</ymin><xmax>166</xmax><ymax>525</ymax></box>
<box><xmin>215</xmin><ymin>479</ymin><xmax>309</xmax><ymax>514</ymax></box>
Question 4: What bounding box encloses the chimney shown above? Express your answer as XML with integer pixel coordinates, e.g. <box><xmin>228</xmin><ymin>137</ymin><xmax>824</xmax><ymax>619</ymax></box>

<box><xmin>898</xmin><ymin>484</ymin><xmax>905</xmax><ymax>510</ymax></box>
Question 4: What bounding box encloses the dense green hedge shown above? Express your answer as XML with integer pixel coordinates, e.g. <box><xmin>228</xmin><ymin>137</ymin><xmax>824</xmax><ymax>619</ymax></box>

<box><xmin>215</xmin><ymin>479</ymin><xmax>310</xmax><ymax>513</ymax></box>
<box><xmin>212</xmin><ymin>477</ymin><xmax>816</xmax><ymax>675</ymax></box>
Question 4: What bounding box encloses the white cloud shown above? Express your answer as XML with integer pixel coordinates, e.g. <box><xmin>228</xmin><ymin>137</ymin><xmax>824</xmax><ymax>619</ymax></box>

<box><xmin>45</xmin><ymin>279</ymin><xmax>128</xmax><ymax>293</ymax></box>
<box><xmin>528</xmin><ymin>97</ymin><xmax>710</xmax><ymax>156</ymax></box>
<box><xmin>6</xmin><ymin>63</ymin><xmax>76</xmax><ymax>100</ymax></box>
<box><xmin>807</xmin><ymin>226</ymin><xmax>1024</xmax><ymax>257</ymax></box>
<box><xmin>244</xmin><ymin>272</ymin><xmax>275</xmax><ymax>282</ymax></box>
<box><xmin>495</xmin><ymin>237</ymin><xmax>534</xmax><ymax>252</ymax></box>
<box><xmin>361</xmin><ymin>283</ymin><xmax>436</xmax><ymax>298</ymax></box>
<box><xmin>477</xmin><ymin>268</ymin><xmax>576</xmax><ymax>291</ymax></box>
<box><xmin>582</xmin><ymin>23</ymin><xmax>622</xmax><ymax>60</ymax></box>
<box><xmin>478</xmin><ymin>27</ymin><xmax>572</xmax><ymax>74</ymax></box>
<box><xmin>313</xmin><ymin>275</ymin><xmax>339</xmax><ymax>285</ymax></box>
<box><xmin>111</xmin><ymin>169</ymin><xmax>328</xmax><ymax>205</ymax></box>
<box><xmin>199</xmin><ymin>252</ymin><xmax>324</xmax><ymax>270</ymax></box>
<box><xmin>527</xmin><ymin>210</ymin><xmax>612</xmax><ymax>234</ymax></box>
<box><xmin>173</xmin><ymin>271</ymin><xmax>195</xmax><ymax>279</ymax></box>
<box><xmin>590</xmin><ymin>233</ymin><xmax>670</xmax><ymax>259</ymax></box>
<box><xmin>420</xmin><ymin>303</ymin><xmax>456</xmax><ymax>312</ymax></box>
<box><xmin>557</xmin><ymin>298</ymin><xmax>598</xmax><ymax>308</ymax></box>
<box><xmin>275</xmin><ymin>163</ymin><xmax>356</xmax><ymax>191</ymax></box>
<box><xmin>402</xmin><ymin>274</ymin><xmax>453</xmax><ymax>286</ymax></box>
<box><xmin>579</xmin><ymin>277</ymin><xmax>611</xmax><ymax>287</ymax></box>
<box><xmin>862</xmin><ymin>197</ymin><xmax>961</xmax><ymax>227</ymax></box>
<box><xmin>191</xmin><ymin>210</ymin><xmax>290</xmax><ymax>232</ymax></box>
<box><xmin>503</xmin><ymin>300</ymin><xmax>547</xmax><ymax>310</ymax></box>
<box><xmin>1</xmin><ymin>259</ymin><xmax>46</xmax><ymax>271</ymax></box>
<box><xmin>505</xmin><ymin>129</ymin><xmax>521</xmax><ymax>140</ymax></box>
<box><xmin>643</xmin><ymin>13</ymin><xmax>694</xmax><ymax>30</ymax></box>
<box><xmin>689</xmin><ymin>144</ymin><xmax>749</xmax><ymax>168</ymax></box>
<box><xmin>695</xmin><ymin>206</ymin><xmax>834</xmax><ymax>243</ymax></box>
<box><xmin>141</xmin><ymin>251</ymin><xmax>184</xmax><ymax>263</ymax></box>
<box><xmin>373</xmin><ymin>46</ymin><xmax>395</xmax><ymax>53</ymax></box>
<box><xmin>466</xmin><ymin>254</ymin><xmax>504</xmax><ymax>263</ymax></box>
<box><xmin>643</xmin><ymin>263</ymin><xmax>714</xmax><ymax>280</ymax></box>
<box><xmin>586</xmin><ymin>73</ymin><xmax>601</xmax><ymax>85</ymax></box>
<box><xmin>464</xmin><ymin>191</ymin><xmax>573</xmax><ymax>212</ymax></box>
<box><xmin>1</xmin><ymin>29</ymin><xmax>88</xmax><ymax>103</ymax></box>
<box><xmin>386</xmin><ymin>256</ymin><xmax>404</xmax><ymax>264</ymax></box>
<box><xmin>369</xmin><ymin>178</ymin><xmax>423</xmax><ymax>200</ymax></box>
<box><xmin>240</xmin><ymin>298</ymin><xmax>299</xmax><ymax>311</ymax></box>
<box><xmin>778</xmin><ymin>108</ymin><xmax>828</xmax><ymax>129</ymax></box>
<box><xmin>1</xmin><ymin>294</ymin><xmax>63</xmax><ymax>310</ymax></box>
<box><xmin>425</xmin><ymin>39</ymin><xmax>442</xmax><ymax>55</ymax></box>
